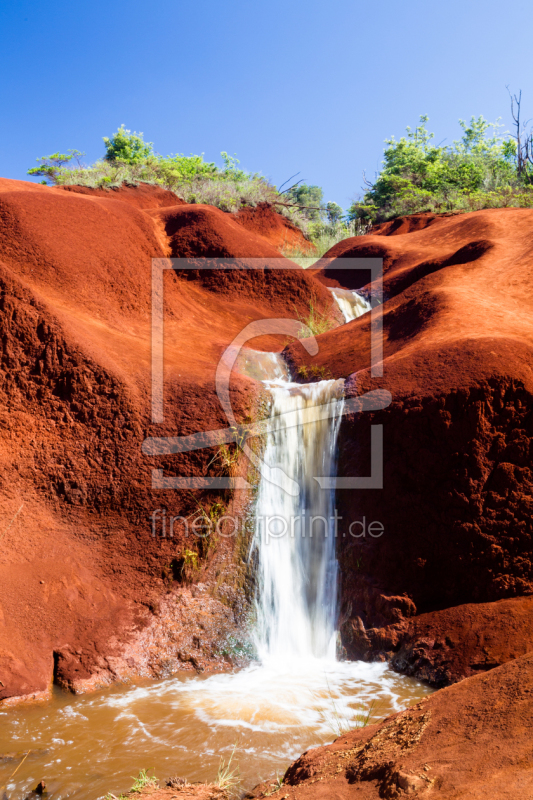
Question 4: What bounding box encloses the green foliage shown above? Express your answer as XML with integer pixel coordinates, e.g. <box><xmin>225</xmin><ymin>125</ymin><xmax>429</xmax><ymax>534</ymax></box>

<box><xmin>27</xmin><ymin>150</ymin><xmax>85</xmax><ymax>183</ymax></box>
<box><xmin>296</xmin><ymin>364</ymin><xmax>332</xmax><ymax>381</ymax></box>
<box><xmin>308</xmin><ymin>217</ymin><xmax>370</xmax><ymax>254</ymax></box>
<box><xmin>27</xmin><ymin>130</ymin><xmax>310</xmax><ymax>225</ymax></box>
<box><xmin>169</xmin><ymin>548</ymin><xmax>200</xmax><ymax>584</ymax></box>
<box><xmin>103</xmin><ymin>125</ymin><xmax>154</xmax><ymax>163</ymax></box>
<box><xmin>286</xmin><ymin>182</ymin><xmax>324</xmax><ymax>221</ymax></box>
<box><xmin>326</xmin><ymin>201</ymin><xmax>343</xmax><ymax>224</ymax></box>
<box><xmin>349</xmin><ymin>114</ymin><xmax>533</xmax><ymax>222</ymax></box>
<box><xmin>181</xmin><ymin>548</ymin><xmax>199</xmax><ymax>572</ymax></box>
<box><xmin>280</xmin><ymin>217</ymin><xmax>370</xmax><ymax>267</ymax></box>
<box><xmin>105</xmin><ymin>769</ymin><xmax>158</xmax><ymax>799</ymax></box>
<box><xmin>129</xmin><ymin>768</ymin><xmax>158</xmax><ymax>793</ymax></box>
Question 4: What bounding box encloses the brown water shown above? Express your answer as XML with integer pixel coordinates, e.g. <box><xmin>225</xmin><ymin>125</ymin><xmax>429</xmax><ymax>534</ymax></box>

<box><xmin>0</xmin><ymin>660</ymin><xmax>431</xmax><ymax>799</ymax></box>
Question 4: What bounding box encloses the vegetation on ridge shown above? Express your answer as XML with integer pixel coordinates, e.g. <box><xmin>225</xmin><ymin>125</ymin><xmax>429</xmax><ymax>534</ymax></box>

<box><xmin>29</xmin><ymin>95</ymin><xmax>533</xmax><ymax>252</ymax></box>
<box><xmin>348</xmin><ymin>93</ymin><xmax>533</xmax><ymax>222</ymax></box>
<box><xmin>26</xmin><ymin>127</ymin><xmax>367</xmax><ymax>250</ymax></box>
<box><xmin>27</xmin><ymin>125</ymin><xmax>315</xmax><ymax>231</ymax></box>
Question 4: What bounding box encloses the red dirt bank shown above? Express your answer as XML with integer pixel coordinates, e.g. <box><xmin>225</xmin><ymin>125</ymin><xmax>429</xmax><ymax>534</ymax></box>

<box><xmin>0</xmin><ymin>178</ymin><xmax>329</xmax><ymax>702</ymax></box>
<box><xmin>1</xmin><ymin>184</ymin><xmax>533</xmax><ymax>795</ymax></box>
<box><xmin>248</xmin><ymin>652</ymin><xmax>533</xmax><ymax>799</ymax></box>
<box><xmin>286</xmin><ymin>208</ymin><xmax>533</xmax><ymax>684</ymax></box>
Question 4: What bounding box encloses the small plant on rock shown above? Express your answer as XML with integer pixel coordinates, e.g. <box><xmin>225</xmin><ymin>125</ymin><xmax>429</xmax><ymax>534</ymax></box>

<box><xmin>294</xmin><ymin>293</ymin><xmax>335</xmax><ymax>338</ymax></box>
<box><xmin>207</xmin><ymin>426</ymin><xmax>249</xmax><ymax>477</ymax></box>
<box><xmin>187</xmin><ymin>491</ymin><xmax>225</xmax><ymax>527</ymax></box>
<box><xmin>105</xmin><ymin>768</ymin><xmax>158</xmax><ymax>799</ymax></box>
<box><xmin>181</xmin><ymin>548</ymin><xmax>199</xmax><ymax>572</ymax></box>
<box><xmin>265</xmin><ymin>771</ymin><xmax>285</xmax><ymax>796</ymax></box>
<box><xmin>129</xmin><ymin>769</ymin><xmax>158</xmax><ymax>793</ymax></box>
<box><xmin>296</xmin><ymin>364</ymin><xmax>332</xmax><ymax>382</ymax></box>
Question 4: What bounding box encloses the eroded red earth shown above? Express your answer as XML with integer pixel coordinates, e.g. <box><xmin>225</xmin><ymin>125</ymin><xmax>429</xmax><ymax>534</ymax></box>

<box><xmin>1</xmin><ymin>183</ymin><xmax>532</xmax><ymax>796</ymax></box>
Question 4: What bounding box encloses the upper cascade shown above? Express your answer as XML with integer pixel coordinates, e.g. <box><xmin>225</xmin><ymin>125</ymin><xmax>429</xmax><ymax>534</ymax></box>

<box><xmin>329</xmin><ymin>288</ymin><xmax>371</xmax><ymax>322</ymax></box>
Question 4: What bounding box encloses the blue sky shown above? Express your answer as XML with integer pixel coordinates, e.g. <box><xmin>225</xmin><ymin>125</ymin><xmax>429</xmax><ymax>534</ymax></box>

<box><xmin>2</xmin><ymin>0</ymin><xmax>533</xmax><ymax>208</ymax></box>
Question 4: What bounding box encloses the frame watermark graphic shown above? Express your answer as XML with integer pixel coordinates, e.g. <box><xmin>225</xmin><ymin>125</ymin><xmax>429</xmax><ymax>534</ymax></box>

<box><xmin>142</xmin><ymin>257</ymin><xmax>388</xmax><ymax>492</ymax></box>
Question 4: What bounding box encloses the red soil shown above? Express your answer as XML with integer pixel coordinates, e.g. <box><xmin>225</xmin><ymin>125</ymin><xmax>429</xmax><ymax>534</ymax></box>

<box><xmin>0</xmin><ymin>178</ymin><xmax>331</xmax><ymax>702</ymax></box>
<box><xmin>120</xmin><ymin>784</ymin><xmax>227</xmax><ymax>799</ymax></box>
<box><xmin>287</xmin><ymin>208</ymin><xmax>533</xmax><ymax>681</ymax></box>
<box><xmin>342</xmin><ymin>595</ymin><xmax>533</xmax><ymax>687</ymax></box>
<box><xmin>235</xmin><ymin>202</ymin><xmax>315</xmax><ymax>253</ymax></box>
<box><xmin>148</xmin><ymin>203</ymin><xmax>287</xmax><ymax>258</ymax></box>
<box><xmin>249</xmin><ymin>652</ymin><xmax>533</xmax><ymax>799</ymax></box>
<box><xmin>56</xmin><ymin>181</ymin><xmax>185</xmax><ymax>209</ymax></box>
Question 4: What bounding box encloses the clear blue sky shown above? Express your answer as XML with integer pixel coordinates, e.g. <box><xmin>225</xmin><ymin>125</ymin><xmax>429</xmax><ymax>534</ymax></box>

<box><xmin>2</xmin><ymin>0</ymin><xmax>532</xmax><ymax>208</ymax></box>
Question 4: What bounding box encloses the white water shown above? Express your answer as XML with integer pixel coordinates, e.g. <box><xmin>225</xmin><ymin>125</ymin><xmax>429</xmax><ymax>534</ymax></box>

<box><xmin>0</xmin><ymin>660</ymin><xmax>429</xmax><ymax>799</ymax></box>
<box><xmin>252</xmin><ymin>378</ymin><xmax>345</xmax><ymax>663</ymax></box>
<box><xmin>330</xmin><ymin>287</ymin><xmax>372</xmax><ymax>322</ymax></box>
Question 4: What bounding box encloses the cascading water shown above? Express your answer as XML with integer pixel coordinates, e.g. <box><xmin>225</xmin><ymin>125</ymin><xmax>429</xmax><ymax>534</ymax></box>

<box><xmin>250</xmin><ymin>283</ymin><xmax>371</xmax><ymax>663</ymax></box>
<box><xmin>330</xmin><ymin>287</ymin><xmax>372</xmax><ymax>322</ymax></box>
<box><xmin>252</xmin><ymin>378</ymin><xmax>345</xmax><ymax>663</ymax></box>
<box><xmin>0</xmin><ymin>310</ymin><xmax>431</xmax><ymax>800</ymax></box>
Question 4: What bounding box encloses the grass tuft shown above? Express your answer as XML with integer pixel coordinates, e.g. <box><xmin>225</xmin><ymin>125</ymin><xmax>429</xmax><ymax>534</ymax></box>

<box><xmin>264</xmin><ymin>771</ymin><xmax>285</xmax><ymax>796</ymax></box>
<box><xmin>216</xmin><ymin>744</ymin><xmax>241</xmax><ymax>795</ymax></box>
<box><xmin>105</xmin><ymin>768</ymin><xmax>158</xmax><ymax>799</ymax></box>
<box><xmin>294</xmin><ymin>294</ymin><xmax>335</xmax><ymax>338</ymax></box>
<box><xmin>129</xmin><ymin>769</ymin><xmax>158</xmax><ymax>793</ymax></box>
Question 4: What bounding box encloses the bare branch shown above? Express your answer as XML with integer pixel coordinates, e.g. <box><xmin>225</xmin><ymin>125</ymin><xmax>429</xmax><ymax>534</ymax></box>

<box><xmin>362</xmin><ymin>170</ymin><xmax>374</xmax><ymax>189</ymax></box>
<box><xmin>272</xmin><ymin>201</ymin><xmax>324</xmax><ymax>211</ymax></box>
<box><xmin>279</xmin><ymin>178</ymin><xmax>306</xmax><ymax>195</ymax></box>
<box><xmin>277</xmin><ymin>172</ymin><xmax>301</xmax><ymax>192</ymax></box>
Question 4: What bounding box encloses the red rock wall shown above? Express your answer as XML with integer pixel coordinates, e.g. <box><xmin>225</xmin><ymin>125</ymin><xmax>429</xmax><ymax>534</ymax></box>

<box><xmin>0</xmin><ymin>179</ymin><xmax>330</xmax><ymax>702</ymax></box>
<box><xmin>287</xmin><ymin>208</ymin><xmax>533</xmax><ymax>682</ymax></box>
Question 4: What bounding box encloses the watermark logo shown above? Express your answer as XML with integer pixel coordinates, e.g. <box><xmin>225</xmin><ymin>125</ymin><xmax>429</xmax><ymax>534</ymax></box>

<box><xmin>142</xmin><ymin>257</ymin><xmax>389</xmax><ymax>492</ymax></box>
<box><xmin>150</xmin><ymin>508</ymin><xmax>384</xmax><ymax>540</ymax></box>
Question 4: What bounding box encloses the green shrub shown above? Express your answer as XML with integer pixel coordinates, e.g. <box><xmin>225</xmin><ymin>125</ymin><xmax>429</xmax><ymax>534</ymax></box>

<box><xmin>285</xmin><ymin>182</ymin><xmax>324</xmax><ymax>221</ymax></box>
<box><xmin>349</xmin><ymin>114</ymin><xmax>533</xmax><ymax>222</ymax></box>
<box><xmin>103</xmin><ymin>125</ymin><xmax>154</xmax><ymax>163</ymax></box>
<box><xmin>27</xmin><ymin>150</ymin><xmax>85</xmax><ymax>183</ymax></box>
<box><xmin>30</xmin><ymin>130</ymin><xmax>375</xmax><ymax>244</ymax></box>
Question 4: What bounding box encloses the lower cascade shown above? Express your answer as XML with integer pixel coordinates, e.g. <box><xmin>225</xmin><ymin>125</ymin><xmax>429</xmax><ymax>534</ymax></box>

<box><xmin>0</xmin><ymin>352</ymin><xmax>429</xmax><ymax>800</ymax></box>
<box><xmin>253</xmin><ymin>377</ymin><xmax>345</xmax><ymax>662</ymax></box>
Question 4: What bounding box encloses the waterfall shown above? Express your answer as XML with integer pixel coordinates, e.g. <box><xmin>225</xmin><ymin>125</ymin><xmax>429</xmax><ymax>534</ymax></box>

<box><xmin>252</xmin><ymin>377</ymin><xmax>345</xmax><ymax>664</ymax></box>
<box><xmin>330</xmin><ymin>288</ymin><xmax>371</xmax><ymax>322</ymax></box>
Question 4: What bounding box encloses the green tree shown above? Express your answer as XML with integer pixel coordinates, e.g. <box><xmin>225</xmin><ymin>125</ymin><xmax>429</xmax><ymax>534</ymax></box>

<box><xmin>326</xmin><ymin>201</ymin><xmax>343</xmax><ymax>224</ymax></box>
<box><xmin>27</xmin><ymin>150</ymin><xmax>85</xmax><ymax>184</ymax></box>
<box><xmin>286</xmin><ymin>183</ymin><xmax>324</xmax><ymax>221</ymax></box>
<box><xmin>349</xmin><ymin>115</ymin><xmax>520</xmax><ymax>222</ymax></box>
<box><xmin>103</xmin><ymin>125</ymin><xmax>154</xmax><ymax>163</ymax></box>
